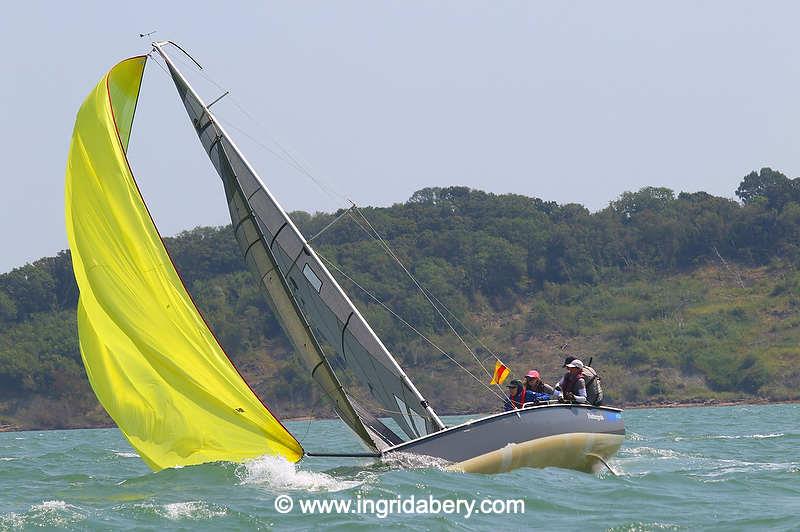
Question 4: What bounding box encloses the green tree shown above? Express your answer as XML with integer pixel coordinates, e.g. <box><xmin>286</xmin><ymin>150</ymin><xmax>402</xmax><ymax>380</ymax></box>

<box><xmin>0</xmin><ymin>290</ymin><xmax>16</xmax><ymax>322</ymax></box>
<box><xmin>736</xmin><ymin>167</ymin><xmax>799</xmax><ymax>209</ymax></box>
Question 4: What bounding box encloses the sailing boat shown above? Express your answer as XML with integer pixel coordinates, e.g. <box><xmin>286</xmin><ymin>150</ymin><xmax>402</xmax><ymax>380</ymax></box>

<box><xmin>65</xmin><ymin>42</ymin><xmax>624</xmax><ymax>474</ymax></box>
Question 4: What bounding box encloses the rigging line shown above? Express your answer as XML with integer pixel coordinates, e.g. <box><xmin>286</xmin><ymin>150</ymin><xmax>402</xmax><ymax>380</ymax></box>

<box><xmin>371</xmin><ymin>406</ymin><xmax>422</xmax><ymax>415</ymax></box>
<box><xmin>296</xmin><ymin>400</ymin><xmax>317</xmax><ymax>445</ymax></box>
<box><xmin>344</xmin><ymin>208</ymin><xmax>513</xmax><ymax>401</ymax></box>
<box><xmin>298</xmin><ymin>417</ymin><xmax>313</xmax><ymax>445</ymax></box>
<box><xmin>348</xmin><ymin>207</ymin><xmax>482</xmax><ymax>366</ymax></box>
<box><xmin>218</xmin><ymin>92</ymin><xmax>342</xmax><ymax>200</ymax></box>
<box><xmin>413</xmin><ymin>282</ymin><xmax>514</xmax><ymax>406</ymax></box>
<box><xmin>297</xmin><ymin>379</ymin><xmax>332</xmax><ymax>445</ymax></box>
<box><xmin>368</xmin><ymin>399</ymin><xmax>440</xmax><ymax>422</ymax></box>
<box><xmin>221</xmin><ymin>119</ymin><xmax>303</xmax><ymax>175</ymax></box>
<box><xmin>165</xmin><ymin>49</ymin><xmax>349</xmax><ymax>208</ymax></box>
<box><xmin>307</xmin><ymin>206</ymin><xmax>355</xmax><ymax>243</ymax></box>
<box><xmin>319</xmin><ymin>254</ymin><xmax>506</xmax><ymax>403</ymax></box>
<box><xmin>154</xmin><ymin>47</ymin><xmax>502</xmax><ymax>398</ymax></box>
<box><xmin>147</xmin><ymin>52</ymin><xmax>171</xmax><ymax>77</ymax></box>
<box><xmin>223</xmin><ymin>112</ymin><xmax>347</xmax><ymax>205</ymax></box>
<box><xmin>347</xmin><ymin>207</ymin><xmax>493</xmax><ymax>379</ymax></box>
<box><xmin>342</xmin><ymin>210</ymin><xmax>475</xmax><ymax>349</ymax></box>
<box><xmin>216</xmin><ymin>116</ymin><xmax>348</xmax><ymax>207</ymax></box>
<box><xmin>169</xmin><ymin>50</ymin><xmax>350</xmax><ymax>207</ymax></box>
<box><xmin>419</xmin><ymin>284</ymin><xmax>499</xmax><ymax>360</ymax></box>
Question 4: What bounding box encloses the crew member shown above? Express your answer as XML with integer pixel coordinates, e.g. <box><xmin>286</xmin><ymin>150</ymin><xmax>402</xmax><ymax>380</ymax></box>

<box><xmin>524</xmin><ymin>370</ymin><xmax>554</xmax><ymax>398</ymax></box>
<box><xmin>554</xmin><ymin>359</ymin><xmax>587</xmax><ymax>403</ymax></box>
<box><xmin>503</xmin><ymin>380</ymin><xmax>536</xmax><ymax>411</ymax></box>
<box><xmin>562</xmin><ymin>355</ymin><xmax>603</xmax><ymax>405</ymax></box>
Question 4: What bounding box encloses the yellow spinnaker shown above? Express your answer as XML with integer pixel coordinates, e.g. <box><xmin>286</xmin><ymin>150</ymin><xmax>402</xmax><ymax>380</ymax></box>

<box><xmin>65</xmin><ymin>56</ymin><xmax>303</xmax><ymax>470</ymax></box>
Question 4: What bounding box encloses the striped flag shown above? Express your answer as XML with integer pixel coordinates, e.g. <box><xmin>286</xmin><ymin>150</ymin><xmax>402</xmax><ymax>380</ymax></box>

<box><xmin>490</xmin><ymin>359</ymin><xmax>510</xmax><ymax>385</ymax></box>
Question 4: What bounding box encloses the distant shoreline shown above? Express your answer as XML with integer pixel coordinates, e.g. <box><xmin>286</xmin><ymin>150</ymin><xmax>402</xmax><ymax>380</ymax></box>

<box><xmin>1</xmin><ymin>398</ymin><xmax>796</xmax><ymax>432</ymax></box>
<box><xmin>623</xmin><ymin>397</ymin><xmax>799</xmax><ymax>410</ymax></box>
<box><xmin>283</xmin><ymin>397</ymin><xmax>799</xmax><ymax>421</ymax></box>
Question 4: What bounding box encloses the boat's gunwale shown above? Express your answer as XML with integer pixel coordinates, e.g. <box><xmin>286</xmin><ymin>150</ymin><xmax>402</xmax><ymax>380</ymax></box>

<box><xmin>384</xmin><ymin>402</ymin><xmax>624</xmax><ymax>455</ymax></box>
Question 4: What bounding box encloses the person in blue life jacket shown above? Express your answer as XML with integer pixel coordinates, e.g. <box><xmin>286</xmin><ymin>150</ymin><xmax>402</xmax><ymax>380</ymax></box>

<box><xmin>553</xmin><ymin>359</ymin><xmax>588</xmax><ymax>404</ymax></box>
<box><xmin>524</xmin><ymin>370</ymin><xmax>554</xmax><ymax>401</ymax></box>
<box><xmin>503</xmin><ymin>380</ymin><xmax>537</xmax><ymax>411</ymax></box>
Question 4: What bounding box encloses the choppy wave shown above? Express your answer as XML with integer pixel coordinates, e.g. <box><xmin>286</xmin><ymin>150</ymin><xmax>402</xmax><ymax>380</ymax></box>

<box><xmin>0</xmin><ymin>500</ymin><xmax>85</xmax><ymax>528</ymax></box>
<box><xmin>236</xmin><ymin>455</ymin><xmax>360</xmax><ymax>492</ymax></box>
<box><xmin>111</xmin><ymin>449</ymin><xmax>140</xmax><ymax>458</ymax></box>
<box><xmin>675</xmin><ymin>432</ymin><xmax>785</xmax><ymax>441</ymax></box>
<box><xmin>118</xmin><ymin>501</ymin><xmax>228</xmax><ymax>522</ymax></box>
<box><xmin>621</xmin><ymin>447</ymin><xmax>687</xmax><ymax>459</ymax></box>
<box><xmin>160</xmin><ymin>501</ymin><xmax>227</xmax><ymax>520</ymax></box>
<box><xmin>608</xmin><ymin>522</ymin><xmax>681</xmax><ymax>532</ymax></box>
<box><xmin>694</xmin><ymin>458</ymin><xmax>798</xmax><ymax>480</ymax></box>
<box><xmin>1</xmin><ymin>404</ymin><xmax>798</xmax><ymax>529</ymax></box>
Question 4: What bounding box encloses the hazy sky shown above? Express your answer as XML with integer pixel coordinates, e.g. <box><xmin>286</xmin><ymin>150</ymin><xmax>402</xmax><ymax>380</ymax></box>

<box><xmin>1</xmin><ymin>1</ymin><xmax>798</xmax><ymax>273</ymax></box>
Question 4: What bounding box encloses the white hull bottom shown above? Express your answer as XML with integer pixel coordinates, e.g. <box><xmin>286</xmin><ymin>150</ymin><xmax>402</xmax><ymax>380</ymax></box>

<box><xmin>447</xmin><ymin>432</ymin><xmax>624</xmax><ymax>474</ymax></box>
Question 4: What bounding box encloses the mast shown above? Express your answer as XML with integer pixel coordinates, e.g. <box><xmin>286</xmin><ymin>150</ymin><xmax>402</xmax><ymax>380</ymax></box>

<box><xmin>152</xmin><ymin>42</ymin><xmax>444</xmax><ymax>442</ymax></box>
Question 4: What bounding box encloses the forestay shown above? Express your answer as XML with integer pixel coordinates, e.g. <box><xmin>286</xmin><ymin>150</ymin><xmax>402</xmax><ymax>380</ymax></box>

<box><xmin>154</xmin><ymin>43</ymin><xmax>443</xmax><ymax>448</ymax></box>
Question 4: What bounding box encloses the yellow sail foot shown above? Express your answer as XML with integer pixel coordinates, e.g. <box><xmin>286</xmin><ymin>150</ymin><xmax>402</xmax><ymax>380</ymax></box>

<box><xmin>65</xmin><ymin>56</ymin><xmax>302</xmax><ymax>471</ymax></box>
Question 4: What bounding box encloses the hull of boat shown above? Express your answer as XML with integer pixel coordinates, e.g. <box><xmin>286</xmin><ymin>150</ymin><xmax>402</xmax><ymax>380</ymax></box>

<box><xmin>385</xmin><ymin>404</ymin><xmax>624</xmax><ymax>474</ymax></box>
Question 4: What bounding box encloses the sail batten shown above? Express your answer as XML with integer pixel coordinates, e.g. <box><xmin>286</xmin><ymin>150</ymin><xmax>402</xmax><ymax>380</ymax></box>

<box><xmin>154</xmin><ymin>43</ymin><xmax>443</xmax><ymax>446</ymax></box>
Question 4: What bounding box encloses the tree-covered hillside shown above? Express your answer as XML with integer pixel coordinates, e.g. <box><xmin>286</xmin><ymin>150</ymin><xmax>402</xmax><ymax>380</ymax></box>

<box><xmin>1</xmin><ymin>168</ymin><xmax>799</xmax><ymax>430</ymax></box>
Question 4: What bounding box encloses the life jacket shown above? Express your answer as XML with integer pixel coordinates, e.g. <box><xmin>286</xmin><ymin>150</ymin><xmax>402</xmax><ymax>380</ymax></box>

<box><xmin>582</xmin><ymin>366</ymin><xmax>604</xmax><ymax>405</ymax></box>
<box><xmin>524</xmin><ymin>382</ymin><xmax>552</xmax><ymax>401</ymax></box>
<box><xmin>562</xmin><ymin>371</ymin><xmax>585</xmax><ymax>395</ymax></box>
<box><xmin>509</xmin><ymin>388</ymin><xmax>527</xmax><ymax>409</ymax></box>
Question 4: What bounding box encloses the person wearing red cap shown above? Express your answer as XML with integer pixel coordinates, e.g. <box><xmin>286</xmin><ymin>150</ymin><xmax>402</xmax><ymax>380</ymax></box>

<box><xmin>524</xmin><ymin>370</ymin><xmax>554</xmax><ymax>396</ymax></box>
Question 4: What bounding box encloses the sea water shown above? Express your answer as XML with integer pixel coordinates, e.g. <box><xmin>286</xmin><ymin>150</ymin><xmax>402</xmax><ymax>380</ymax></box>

<box><xmin>0</xmin><ymin>403</ymin><xmax>797</xmax><ymax>530</ymax></box>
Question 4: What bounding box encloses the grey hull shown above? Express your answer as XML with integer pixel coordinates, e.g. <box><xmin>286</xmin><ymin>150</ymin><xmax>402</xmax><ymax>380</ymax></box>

<box><xmin>384</xmin><ymin>403</ymin><xmax>625</xmax><ymax>473</ymax></box>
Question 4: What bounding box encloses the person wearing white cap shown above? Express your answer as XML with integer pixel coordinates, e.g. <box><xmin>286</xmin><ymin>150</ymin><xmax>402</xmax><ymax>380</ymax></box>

<box><xmin>553</xmin><ymin>359</ymin><xmax>588</xmax><ymax>404</ymax></box>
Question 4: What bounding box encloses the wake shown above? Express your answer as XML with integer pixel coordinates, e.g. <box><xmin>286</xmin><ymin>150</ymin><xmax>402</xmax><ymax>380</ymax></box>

<box><xmin>236</xmin><ymin>455</ymin><xmax>360</xmax><ymax>492</ymax></box>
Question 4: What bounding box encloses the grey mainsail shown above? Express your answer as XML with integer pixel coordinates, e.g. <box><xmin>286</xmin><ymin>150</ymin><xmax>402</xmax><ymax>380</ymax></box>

<box><xmin>153</xmin><ymin>43</ymin><xmax>444</xmax><ymax>448</ymax></box>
